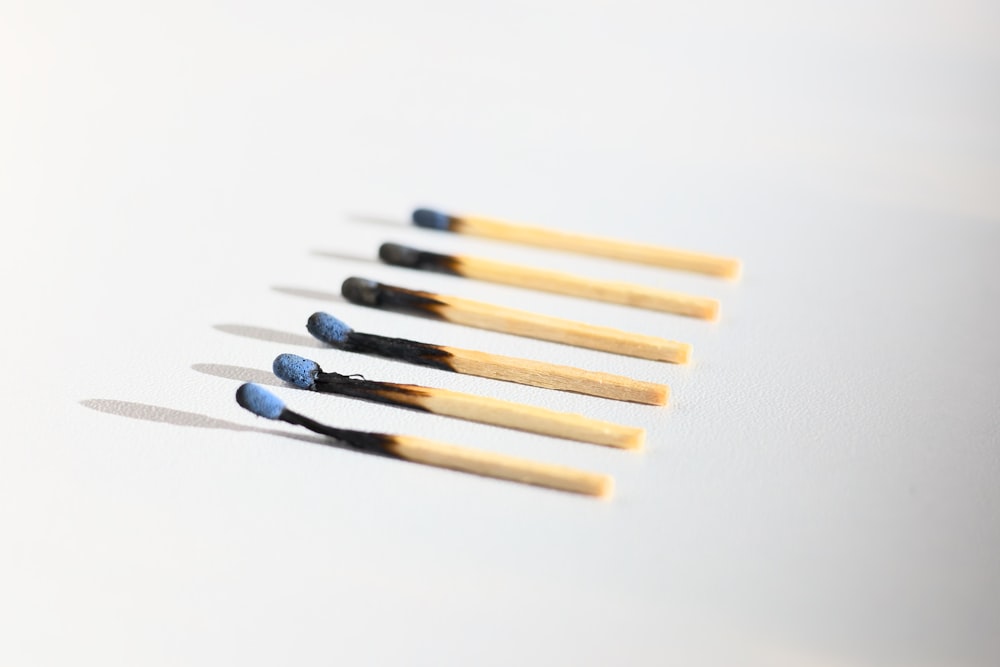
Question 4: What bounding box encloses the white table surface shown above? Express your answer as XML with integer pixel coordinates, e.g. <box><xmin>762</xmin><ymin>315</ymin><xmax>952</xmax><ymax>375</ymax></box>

<box><xmin>2</xmin><ymin>2</ymin><xmax>998</xmax><ymax>665</ymax></box>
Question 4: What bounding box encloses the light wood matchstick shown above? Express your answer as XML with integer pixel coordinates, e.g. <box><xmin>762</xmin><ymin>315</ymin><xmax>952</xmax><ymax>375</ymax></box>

<box><xmin>412</xmin><ymin>207</ymin><xmax>742</xmax><ymax>279</ymax></box>
<box><xmin>273</xmin><ymin>354</ymin><xmax>645</xmax><ymax>449</ymax></box>
<box><xmin>341</xmin><ymin>277</ymin><xmax>692</xmax><ymax>364</ymax></box>
<box><xmin>236</xmin><ymin>383</ymin><xmax>612</xmax><ymax>497</ymax></box>
<box><xmin>379</xmin><ymin>242</ymin><xmax>720</xmax><ymax>320</ymax></box>
<box><xmin>307</xmin><ymin>312</ymin><xmax>669</xmax><ymax>405</ymax></box>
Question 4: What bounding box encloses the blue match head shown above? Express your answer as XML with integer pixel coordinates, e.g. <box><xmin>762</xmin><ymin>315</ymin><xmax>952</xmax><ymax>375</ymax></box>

<box><xmin>307</xmin><ymin>311</ymin><xmax>352</xmax><ymax>346</ymax></box>
<box><xmin>273</xmin><ymin>353</ymin><xmax>321</xmax><ymax>389</ymax></box>
<box><xmin>236</xmin><ymin>383</ymin><xmax>285</xmax><ymax>420</ymax></box>
<box><xmin>412</xmin><ymin>207</ymin><xmax>451</xmax><ymax>230</ymax></box>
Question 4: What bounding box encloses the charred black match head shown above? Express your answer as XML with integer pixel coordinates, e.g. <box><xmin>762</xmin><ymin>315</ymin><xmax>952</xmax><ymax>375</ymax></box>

<box><xmin>378</xmin><ymin>243</ymin><xmax>459</xmax><ymax>275</ymax></box>
<box><xmin>341</xmin><ymin>277</ymin><xmax>445</xmax><ymax>318</ymax></box>
<box><xmin>341</xmin><ymin>277</ymin><xmax>382</xmax><ymax>306</ymax></box>
<box><xmin>411</xmin><ymin>208</ymin><xmax>454</xmax><ymax>231</ymax></box>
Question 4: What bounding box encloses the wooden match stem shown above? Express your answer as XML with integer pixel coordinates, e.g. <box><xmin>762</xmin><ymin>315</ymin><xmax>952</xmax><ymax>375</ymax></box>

<box><xmin>387</xmin><ymin>435</ymin><xmax>613</xmax><ymax>497</ymax></box>
<box><xmin>452</xmin><ymin>214</ymin><xmax>742</xmax><ymax>279</ymax></box>
<box><xmin>440</xmin><ymin>346</ymin><xmax>669</xmax><ymax>405</ymax></box>
<box><xmin>341</xmin><ymin>277</ymin><xmax>692</xmax><ymax>363</ymax></box>
<box><xmin>379</xmin><ymin>242</ymin><xmax>718</xmax><ymax>319</ymax></box>
<box><xmin>341</xmin><ymin>329</ymin><xmax>668</xmax><ymax>405</ymax></box>
<box><xmin>436</xmin><ymin>293</ymin><xmax>692</xmax><ymax>364</ymax></box>
<box><xmin>410</xmin><ymin>385</ymin><xmax>645</xmax><ymax>450</ymax></box>
<box><xmin>315</xmin><ymin>374</ymin><xmax>645</xmax><ymax>449</ymax></box>
<box><xmin>284</xmin><ymin>410</ymin><xmax>611</xmax><ymax>497</ymax></box>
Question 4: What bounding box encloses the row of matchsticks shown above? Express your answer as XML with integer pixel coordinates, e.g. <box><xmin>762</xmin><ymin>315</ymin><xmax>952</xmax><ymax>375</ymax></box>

<box><xmin>236</xmin><ymin>207</ymin><xmax>741</xmax><ymax>499</ymax></box>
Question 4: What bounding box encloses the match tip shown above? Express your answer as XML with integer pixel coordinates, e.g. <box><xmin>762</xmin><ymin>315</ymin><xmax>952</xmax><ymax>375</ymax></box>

<box><xmin>341</xmin><ymin>276</ymin><xmax>381</xmax><ymax>306</ymax></box>
<box><xmin>378</xmin><ymin>242</ymin><xmax>423</xmax><ymax>268</ymax></box>
<box><xmin>236</xmin><ymin>383</ymin><xmax>285</xmax><ymax>420</ymax></box>
<box><xmin>273</xmin><ymin>353</ymin><xmax>321</xmax><ymax>389</ymax></box>
<box><xmin>307</xmin><ymin>311</ymin><xmax>353</xmax><ymax>345</ymax></box>
<box><xmin>412</xmin><ymin>208</ymin><xmax>452</xmax><ymax>230</ymax></box>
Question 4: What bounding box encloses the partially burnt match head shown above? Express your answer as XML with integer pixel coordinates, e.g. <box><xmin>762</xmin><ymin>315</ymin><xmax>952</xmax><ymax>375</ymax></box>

<box><xmin>271</xmin><ymin>353</ymin><xmax>430</xmax><ymax>412</ymax></box>
<box><xmin>306</xmin><ymin>311</ymin><xmax>353</xmax><ymax>345</ymax></box>
<box><xmin>307</xmin><ymin>311</ymin><xmax>455</xmax><ymax>372</ymax></box>
<box><xmin>411</xmin><ymin>208</ymin><xmax>456</xmax><ymax>231</ymax></box>
<box><xmin>341</xmin><ymin>277</ymin><xmax>446</xmax><ymax>319</ymax></box>
<box><xmin>378</xmin><ymin>242</ymin><xmax>460</xmax><ymax>276</ymax></box>
<box><xmin>236</xmin><ymin>383</ymin><xmax>286</xmax><ymax>420</ymax></box>
<box><xmin>273</xmin><ymin>353</ymin><xmax>321</xmax><ymax>389</ymax></box>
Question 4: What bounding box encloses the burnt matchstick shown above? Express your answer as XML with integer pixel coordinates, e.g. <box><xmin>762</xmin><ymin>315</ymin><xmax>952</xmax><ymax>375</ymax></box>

<box><xmin>235</xmin><ymin>383</ymin><xmax>612</xmax><ymax>497</ymax></box>
<box><xmin>379</xmin><ymin>242</ymin><xmax>720</xmax><ymax>320</ymax></box>
<box><xmin>412</xmin><ymin>207</ymin><xmax>742</xmax><ymax>280</ymax></box>
<box><xmin>272</xmin><ymin>353</ymin><xmax>645</xmax><ymax>449</ymax></box>
<box><xmin>306</xmin><ymin>312</ymin><xmax>668</xmax><ymax>405</ymax></box>
<box><xmin>340</xmin><ymin>277</ymin><xmax>692</xmax><ymax>364</ymax></box>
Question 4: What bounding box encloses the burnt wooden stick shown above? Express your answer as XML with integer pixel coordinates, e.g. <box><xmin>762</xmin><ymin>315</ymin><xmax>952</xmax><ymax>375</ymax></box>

<box><xmin>236</xmin><ymin>383</ymin><xmax>612</xmax><ymax>497</ymax></box>
<box><xmin>307</xmin><ymin>312</ymin><xmax>668</xmax><ymax>405</ymax></box>
<box><xmin>273</xmin><ymin>354</ymin><xmax>645</xmax><ymax>449</ymax></box>
<box><xmin>340</xmin><ymin>277</ymin><xmax>692</xmax><ymax>364</ymax></box>
<box><xmin>378</xmin><ymin>242</ymin><xmax>720</xmax><ymax>319</ymax></box>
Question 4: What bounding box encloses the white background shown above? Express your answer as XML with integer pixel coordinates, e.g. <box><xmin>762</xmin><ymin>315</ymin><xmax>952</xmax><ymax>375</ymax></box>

<box><xmin>2</xmin><ymin>1</ymin><xmax>999</xmax><ymax>665</ymax></box>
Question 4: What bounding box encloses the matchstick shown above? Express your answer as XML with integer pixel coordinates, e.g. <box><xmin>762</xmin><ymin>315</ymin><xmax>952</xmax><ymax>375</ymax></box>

<box><xmin>341</xmin><ymin>277</ymin><xmax>692</xmax><ymax>364</ymax></box>
<box><xmin>273</xmin><ymin>354</ymin><xmax>645</xmax><ymax>449</ymax></box>
<box><xmin>307</xmin><ymin>312</ymin><xmax>669</xmax><ymax>405</ymax></box>
<box><xmin>236</xmin><ymin>383</ymin><xmax>612</xmax><ymax>497</ymax></box>
<box><xmin>412</xmin><ymin>207</ymin><xmax>742</xmax><ymax>279</ymax></box>
<box><xmin>379</xmin><ymin>242</ymin><xmax>720</xmax><ymax>319</ymax></box>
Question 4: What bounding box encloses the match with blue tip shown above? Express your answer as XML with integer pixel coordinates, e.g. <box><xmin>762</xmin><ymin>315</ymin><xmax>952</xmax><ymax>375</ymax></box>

<box><xmin>409</xmin><ymin>207</ymin><xmax>742</xmax><ymax>279</ymax></box>
<box><xmin>233</xmin><ymin>382</ymin><xmax>612</xmax><ymax>497</ymax></box>
<box><xmin>378</xmin><ymin>241</ymin><xmax>720</xmax><ymax>319</ymax></box>
<box><xmin>305</xmin><ymin>312</ymin><xmax>668</xmax><ymax>405</ymax></box>
<box><xmin>340</xmin><ymin>277</ymin><xmax>692</xmax><ymax>364</ymax></box>
<box><xmin>236</xmin><ymin>383</ymin><xmax>286</xmax><ymax>420</ymax></box>
<box><xmin>273</xmin><ymin>353</ymin><xmax>321</xmax><ymax>389</ymax></box>
<box><xmin>270</xmin><ymin>353</ymin><xmax>645</xmax><ymax>449</ymax></box>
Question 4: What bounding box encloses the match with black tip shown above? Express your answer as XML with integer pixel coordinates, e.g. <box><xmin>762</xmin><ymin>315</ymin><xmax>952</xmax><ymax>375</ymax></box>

<box><xmin>378</xmin><ymin>242</ymin><xmax>462</xmax><ymax>276</ymax></box>
<box><xmin>340</xmin><ymin>276</ymin><xmax>693</xmax><ymax>364</ymax></box>
<box><xmin>270</xmin><ymin>354</ymin><xmax>646</xmax><ymax>449</ymax></box>
<box><xmin>377</xmin><ymin>242</ymin><xmax>721</xmax><ymax>319</ymax></box>
<box><xmin>341</xmin><ymin>277</ymin><xmax>447</xmax><ymax>320</ymax></box>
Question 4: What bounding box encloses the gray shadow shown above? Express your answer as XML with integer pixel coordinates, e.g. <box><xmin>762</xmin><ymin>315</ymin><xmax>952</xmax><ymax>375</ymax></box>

<box><xmin>346</xmin><ymin>212</ymin><xmax>407</xmax><ymax>228</ymax></box>
<box><xmin>271</xmin><ymin>285</ymin><xmax>344</xmax><ymax>303</ymax></box>
<box><xmin>79</xmin><ymin>399</ymin><xmax>392</xmax><ymax>458</ymax></box>
<box><xmin>213</xmin><ymin>323</ymin><xmax>320</xmax><ymax>347</ymax></box>
<box><xmin>191</xmin><ymin>363</ymin><xmax>281</xmax><ymax>386</ymax></box>
<box><xmin>80</xmin><ymin>399</ymin><xmax>326</xmax><ymax>446</ymax></box>
<box><xmin>310</xmin><ymin>249</ymin><xmax>378</xmax><ymax>264</ymax></box>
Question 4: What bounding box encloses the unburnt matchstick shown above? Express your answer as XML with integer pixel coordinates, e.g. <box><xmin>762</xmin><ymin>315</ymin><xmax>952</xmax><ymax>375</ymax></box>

<box><xmin>379</xmin><ymin>242</ymin><xmax>720</xmax><ymax>320</ymax></box>
<box><xmin>306</xmin><ymin>312</ymin><xmax>668</xmax><ymax>405</ymax></box>
<box><xmin>272</xmin><ymin>353</ymin><xmax>645</xmax><ymax>449</ymax></box>
<box><xmin>340</xmin><ymin>277</ymin><xmax>692</xmax><ymax>364</ymax></box>
<box><xmin>235</xmin><ymin>383</ymin><xmax>612</xmax><ymax>497</ymax></box>
<box><xmin>411</xmin><ymin>207</ymin><xmax>742</xmax><ymax>280</ymax></box>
